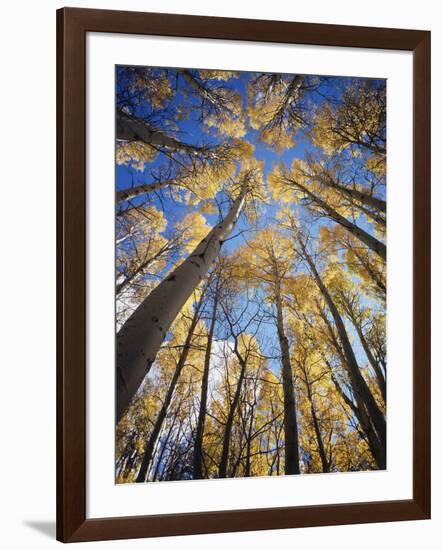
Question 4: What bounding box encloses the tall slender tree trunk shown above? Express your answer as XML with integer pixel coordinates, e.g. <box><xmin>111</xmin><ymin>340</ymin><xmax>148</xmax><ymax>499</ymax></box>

<box><xmin>287</xmin><ymin>75</ymin><xmax>305</xmax><ymax>99</ymax></box>
<box><xmin>349</xmin><ymin>245</ymin><xmax>386</xmax><ymax>295</ymax></box>
<box><xmin>219</xmin><ymin>355</ymin><xmax>247</xmax><ymax>478</ymax></box>
<box><xmin>330</xmin><ymin>371</ymin><xmax>386</xmax><ymax>469</ymax></box>
<box><xmin>181</xmin><ymin>70</ymin><xmax>223</xmax><ymax>108</ymax></box>
<box><xmin>272</xmin><ymin>75</ymin><xmax>305</xmax><ymax>123</ymax></box>
<box><xmin>244</xmin><ymin>407</ymin><xmax>255</xmax><ymax>477</ymax></box>
<box><xmin>152</xmin><ymin>414</ymin><xmax>178</xmax><ymax>481</ymax></box>
<box><xmin>301</xmin><ymin>366</ymin><xmax>329</xmax><ymax>473</ymax></box>
<box><xmin>135</xmin><ymin>297</ymin><xmax>203</xmax><ymax>482</ymax></box>
<box><xmin>193</xmin><ymin>288</ymin><xmax>219</xmax><ymax>479</ymax></box>
<box><xmin>117</xmin><ymin>111</ymin><xmax>214</xmax><ymax>157</ymax></box>
<box><xmin>290</xmin><ymin>301</ymin><xmax>385</xmax><ymax>469</ymax></box>
<box><xmin>116</xmin><ymin>179</ymin><xmax>248</xmax><ymax>423</ymax></box>
<box><xmin>309</xmin><ymin>398</ymin><xmax>329</xmax><ymax>473</ymax></box>
<box><xmin>289</xmin><ymin>178</ymin><xmax>386</xmax><ymax>260</ymax></box>
<box><xmin>322</xmin><ymin>177</ymin><xmax>386</xmax><ymax>213</ymax></box>
<box><xmin>116</xmin><ymin>179</ymin><xmax>175</xmax><ymax>202</ymax></box>
<box><xmin>116</xmin><ymin>435</ymin><xmax>137</xmax><ymax>480</ymax></box>
<box><xmin>275</xmin><ymin>280</ymin><xmax>300</xmax><ymax>475</ymax></box>
<box><xmin>301</xmin><ymin>244</ymin><xmax>386</xmax><ymax>460</ymax></box>
<box><xmin>340</xmin><ymin>294</ymin><xmax>386</xmax><ymax>402</ymax></box>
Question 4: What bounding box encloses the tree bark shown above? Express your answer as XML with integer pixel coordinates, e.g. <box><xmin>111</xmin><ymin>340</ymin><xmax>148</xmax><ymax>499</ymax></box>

<box><xmin>275</xmin><ymin>281</ymin><xmax>300</xmax><ymax>475</ymax></box>
<box><xmin>152</xmin><ymin>414</ymin><xmax>177</xmax><ymax>481</ymax></box>
<box><xmin>135</xmin><ymin>297</ymin><xmax>203</xmax><ymax>482</ymax></box>
<box><xmin>330</xmin><ymin>372</ymin><xmax>386</xmax><ymax>469</ymax></box>
<box><xmin>300</xmin><ymin>242</ymin><xmax>386</xmax><ymax>454</ymax></box>
<box><xmin>116</xmin><ymin>179</ymin><xmax>248</xmax><ymax>423</ymax></box>
<box><xmin>288</xmin><ymin>177</ymin><xmax>386</xmax><ymax>260</ymax></box>
<box><xmin>117</xmin><ymin>111</ymin><xmax>213</xmax><ymax>157</ymax></box>
<box><xmin>271</xmin><ymin>75</ymin><xmax>305</xmax><ymax>126</ymax></box>
<box><xmin>322</xmin><ymin>177</ymin><xmax>386</xmax><ymax>213</ymax></box>
<box><xmin>193</xmin><ymin>287</ymin><xmax>219</xmax><ymax>479</ymax></box>
<box><xmin>218</xmin><ymin>353</ymin><xmax>247</xmax><ymax>478</ymax></box>
<box><xmin>301</xmin><ymin>365</ymin><xmax>329</xmax><ymax>473</ymax></box>
<box><xmin>349</xmin><ymin>245</ymin><xmax>386</xmax><ymax>295</ymax></box>
<box><xmin>116</xmin><ymin>179</ymin><xmax>174</xmax><ymax>202</ymax></box>
<box><xmin>340</xmin><ymin>294</ymin><xmax>386</xmax><ymax>402</ymax></box>
<box><xmin>289</xmin><ymin>301</ymin><xmax>385</xmax><ymax>468</ymax></box>
<box><xmin>182</xmin><ymin>70</ymin><xmax>224</xmax><ymax>109</ymax></box>
<box><xmin>244</xmin><ymin>406</ymin><xmax>255</xmax><ymax>477</ymax></box>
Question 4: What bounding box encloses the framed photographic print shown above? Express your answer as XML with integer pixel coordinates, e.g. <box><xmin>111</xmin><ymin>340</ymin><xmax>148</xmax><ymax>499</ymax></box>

<box><xmin>56</xmin><ymin>7</ymin><xmax>431</xmax><ymax>542</ymax></box>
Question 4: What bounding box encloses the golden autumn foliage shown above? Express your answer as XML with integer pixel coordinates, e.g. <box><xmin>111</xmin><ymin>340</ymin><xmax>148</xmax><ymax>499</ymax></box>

<box><xmin>319</xmin><ymin>225</ymin><xmax>386</xmax><ymax>300</ymax></box>
<box><xmin>248</xmin><ymin>74</ymin><xmax>307</xmax><ymax>151</ymax></box>
<box><xmin>175</xmin><ymin>211</ymin><xmax>212</xmax><ymax>252</ymax></box>
<box><xmin>116</xmin><ymin>141</ymin><xmax>158</xmax><ymax>171</ymax></box>
<box><xmin>115</xmin><ymin>66</ymin><xmax>387</xmax><ymax>482</ymax></box>
<box><xmin>311</xmin><ymin>81</ymin><xmax>385</xmax><ymax>150</ymax></box>
<box><xmin>198</xmin><ymin>69</ymin><xmax>240</xmax><ymax>81</ymax></box>
<box><xmin>127</xmin><ymin>67</ymin><xmax>174</xmax><ymax>109</ymax></box>
<box><xmin>202</xmin><ymin>89</ymin><xmax>246</xmax><ymax>139</ymax></box>
<box><xmin>310</xmin><ymin>79</ymin><xmax>386</xmax><ymax>176</ymax></box>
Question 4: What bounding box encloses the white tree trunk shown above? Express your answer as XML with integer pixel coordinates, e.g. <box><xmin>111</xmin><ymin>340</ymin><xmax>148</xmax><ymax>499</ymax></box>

<box><xmin>117</xmin><ymin>112</ymin><xmax>212</xmax><ymax>157</ymax></box>
<box><xmin>289</xmin><ymin>177</ymin><xmax>386</xmax><ymax>261</ymax></box>
<box><xmin>116</xmin><ymin>179</ymin><xmax>174</xmax><ymax>202</ymax></box>
<box><xmin>116</xmin><ymin>181</ymin><xmax>248</xmax><ymax>422</ymax></box>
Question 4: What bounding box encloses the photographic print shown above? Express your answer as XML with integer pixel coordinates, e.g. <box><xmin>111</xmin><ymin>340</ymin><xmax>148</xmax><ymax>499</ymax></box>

<box><xmin>115</xmin><ymin>66</ymin><xmax>386</xmax><ymax>484</ymax></box>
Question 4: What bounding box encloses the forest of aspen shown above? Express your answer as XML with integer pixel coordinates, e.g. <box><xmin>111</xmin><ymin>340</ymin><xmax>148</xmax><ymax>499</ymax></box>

<box><xmin>115</xmin><ymin>66</ymin><xmax>386</xmax><ymax>483</ymax></box>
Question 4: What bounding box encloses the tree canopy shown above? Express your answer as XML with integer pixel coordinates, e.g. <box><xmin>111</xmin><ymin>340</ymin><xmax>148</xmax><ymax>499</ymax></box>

<box><xmin>115</xmin><ymin>67</ymin><xmax>386</xmax><ymax>482</ymax></box>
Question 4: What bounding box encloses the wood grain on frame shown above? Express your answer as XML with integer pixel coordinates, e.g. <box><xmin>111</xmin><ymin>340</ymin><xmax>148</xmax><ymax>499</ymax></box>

<box><xmin>56</xmin><ymin>7</ymin><xmax>430</xmax><ymax>542</ymax></box>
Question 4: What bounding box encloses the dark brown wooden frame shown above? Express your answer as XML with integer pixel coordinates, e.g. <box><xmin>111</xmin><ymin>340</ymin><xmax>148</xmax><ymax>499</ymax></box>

<box><xmin>57</xmin><ymin>6</ymin><xmax>431</xmax><ymax>543</ymax></box>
